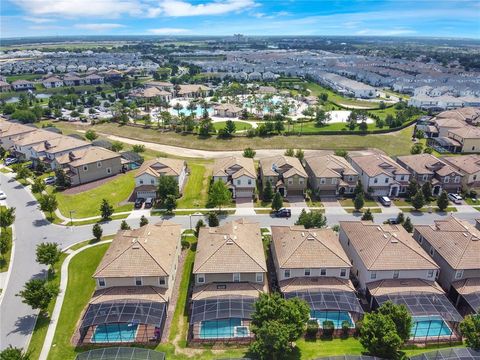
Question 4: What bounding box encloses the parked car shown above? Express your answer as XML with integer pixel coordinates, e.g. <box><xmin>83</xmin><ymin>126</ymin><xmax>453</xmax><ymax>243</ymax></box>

<box><xmin>386</xmin><ymin>217</ymin><xmax>399</xmax><ymax>225</ymax></box>
<box><xmin>144</xmin><ymin>198</ymin><xmax>154</xmax><ymax>209</ymax></box>
<box><xmin>275</xmin><ymin>208</ymin><xmax>291</xmax><ymax>218</ymax></box>
<box><xmin>4</xmin><ymin>157</ymin><xmax>18</xmax><ymax>166</ymax></box>
<box><xmin>134</xmin><ymin>197</ymin><xmax>145</xmax><ymax>209</ymax></box>
<box><xmin>44</xmin><ymin>176</ymin><xmax>56</xmax><ymax>185</ymax></box>
<box><xmin>378</xmin><ymin>196</ymin><xmax>392</xmax><ymax>207</ymax></box>
<box><xmin>0</xmin><ymin>191</ymin><xmax>6</xmax><ymax>200</ymax></box>
<box><xmin>448</xmin><ymin>193</ymin><xmax>462</xmax><ymax>204</ymax></box>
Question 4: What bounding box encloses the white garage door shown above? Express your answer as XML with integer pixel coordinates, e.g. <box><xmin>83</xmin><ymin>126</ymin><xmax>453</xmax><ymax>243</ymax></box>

<box><xmin>137</xmin><ymin>191</ymin><xmax>157</xmax><ymax>199</ymax></box>
<box><xmin>236</xmin><ymin>190</ymin><xmax>253</xmax><ymax>198</ymax></box>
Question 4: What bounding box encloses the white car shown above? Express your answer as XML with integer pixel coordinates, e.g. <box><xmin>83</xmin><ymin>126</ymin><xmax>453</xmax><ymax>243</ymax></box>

<box><xmin>447</xmin><ymin>193</ymin><xmax>462</xmax><ymax>204</ymax></box>
<box><xmin>0</xmin><ymin>191</ymin><xmax>7</xmax><ymax>200</ymax></box>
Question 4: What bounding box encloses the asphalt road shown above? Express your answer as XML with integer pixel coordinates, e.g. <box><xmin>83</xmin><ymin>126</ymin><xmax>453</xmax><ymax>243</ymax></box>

<box><xmin>0</xmin><ymin>171</ymin><xmax>478</xmax><ymax>350</ymax></box>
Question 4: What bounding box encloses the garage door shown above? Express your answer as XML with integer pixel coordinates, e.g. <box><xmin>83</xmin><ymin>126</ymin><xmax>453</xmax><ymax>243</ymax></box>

<box><xmin>137</xmin><ymin>191</ymin><xmax>157</xmax><ymax>199</ymax></box>
<box><xmin>236</xmin><ymin>190</ymin><xmax>253</xmax><ymax>198</ymax></box>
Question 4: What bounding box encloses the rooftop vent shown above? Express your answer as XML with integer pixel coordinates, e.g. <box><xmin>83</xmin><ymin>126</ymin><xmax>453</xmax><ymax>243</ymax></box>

<box><xmin>472</xmin><ymin>236</ymin><xmax>479</xmax><ymax>241</ymax></box>
<box><xmin>376</xmin><ymin>226</ymin><xmax>381</xmax><ymax>231</ymax></box>
<box><xmin>301</xmin><ymin>232</ymin><xmax>305</xmax><ymax>237</ymax></box>
<box><xmin>383</xmin><ymin>234</ymin><xmax>388</xmax><ymax>239</ymax></box>
<box><xmin>463</xmin><ymin>233</ymin><xmax>469</xmax><ymax>237</ymax></box>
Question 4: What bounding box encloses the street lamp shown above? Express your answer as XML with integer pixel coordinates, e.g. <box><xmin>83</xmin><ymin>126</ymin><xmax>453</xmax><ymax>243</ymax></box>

<box><xmin>189</xmin><ymin>212</ymin><xmax>203</xmax><ymax>231</ymax></box>
<box><xmin>69</xmin><ymin>210</ymin><xmax>76</xmax><ymax>228</ymax></box>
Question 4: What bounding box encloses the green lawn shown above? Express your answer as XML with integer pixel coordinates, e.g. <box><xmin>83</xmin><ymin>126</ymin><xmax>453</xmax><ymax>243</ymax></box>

<box><xmin>48</xmin><ymin>243</ymin><xmax>110</xmax><ymax>360</ymax></box>
<box><xmin>339</xmin><ymin>198</ymin><xmax>378</xmax><ymax>208</ymax></box>
<box><xmin>213</xmin><ymin>121</ymin><xmax>253</xmax><ymax>132</ymax></box>
<box><xmin>6</xmin><ymin>74</ymin><xmax>42</xmax><ymax>82</ymax></box>
<box><xmin>0</xmin><ymin>224</ymin><xmax>12</xmax><ymax>272</ymax></box>
<box><xmin>51</xmin><ymin>172</ymin><xmax>135</xmax><ymax>219</ymax></box>
<box><xmin>177</xmin><ymin>164</ymin><xmax>210</xmax><ymax>209</ymax></box>
<box><xmin>305</xmin><ymin>83</ymin><xmax>381</xmax><ymax>108</ymax></box>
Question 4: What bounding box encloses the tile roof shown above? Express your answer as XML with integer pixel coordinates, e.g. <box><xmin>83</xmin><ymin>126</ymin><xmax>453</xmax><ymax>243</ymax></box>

<box><xmin>177</xmin><ymin>84</ymin><xmax>210</xmax><ymax>95</ymax></box>
<box><xmin>42</xmin><ymin>135</ymin><xmax>90</xmax><ymax>154</ymax></box>
<box><xmin>279</xmin><ymin>276</ymin><xmax>356</xmax><ymax>294</ymax></box>
<box><xmin>367</xmin><ymin>279</ymin><xmax>444</xmax><ymax>297</ymax></box>
<box><xmin>0</xmin><ymin>119</ymin><xmax>36</xmax><ymax>138</ymax></box>
<box><xmin>448</xmin><ymin>126</ymin><xmax>480</xmax><ymax>139</ymax></box>
<box><xmin>14</xmin><ymin>129</ymin><xmax>62</xmax><ymax>146</ymax></box>
<box><xmin>192</xmin><ymin>281</ymin><xmax>267</xmax><ymax>300</ymax></box>
<box><xmin>136</xmin><ymin>157</ymin><xmax>185</xmax><ymax>178</ymax></box>
<box><xmin>271</xmin><ymin>226</ymin><xmax>350</xmax><ymax>269</ymax></box>
<box><xmin>213</xmin><ymin>156</ymin><xmax>256</xmax><ymax>179</ymax></box>
<box><xmin>193</xmin><ymin>219</ymin><xmax>267</xmax><ymax>274</ymax></box>
<box><xmin>340</xmin><ymin>221</ymin><xmax>439</xmax><ymax>271</ymax></box>
<box><xmin>415</xmin><ymin>216</ymin><xmax>480</xmax><ymax>270</ymax></box>
<box><xmin>451</xmin><ymin>277</ymin><xmax>480</xmax><ymax>296</ymax></box>
<box><xmin>62</xmin><ymin>146</ymin><xmax>120</xmax><ymax>167</ymax></box>
<box><xmin>397</xmin><ymin>154</ymin><xmax>460</xmax><ymax>177</ymax></box>
<box><xmin>304</xmin><ymin>154</ymin><xmax>358</xmax><ymax>178</ymax></box>
<box><xmin>94</xmin><ymin>220</ymin><xmax>181</xmax><ymax>278</ymax></box>
<box><xmin>260</xmin><ymin>155</ymin><xmax>307</xmax><ymax>178</ymax></box>
<box><xmin>443</xmin><ymin>154</ymin><xmax>480</xmax><ymax>175</ymax></box>
<box><xmin>350</xmin><ymin>153</ymin><xmax>410</xmax><ymax>177</ymax></box>
<box><xmin>90</xmin><ymin>286</ymin><xmax>168</xmax><ymax>304</ymax></box>
<box><xmin>213</xmin><ymin>103</ymin><xmax>242</xmax><ymax>112</ymax></box>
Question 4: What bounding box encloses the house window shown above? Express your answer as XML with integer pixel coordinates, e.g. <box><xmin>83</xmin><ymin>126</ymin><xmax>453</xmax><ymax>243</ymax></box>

<box><xmin>320</xmin><ymin>178</ymin><xmax>326</xmax><ymax>184</ymax></box>
<box><xmin>455</xmin><ymin>270</ymin><xmax>464</xmax><ymax>279</ymax></box>
<box><xmin>159</xmin><ymin>277</ymin><xmax>166</xmax><ymax>285</ymax></box>
<box><xmin>151</xmin><ymin>179</ymin><xmax>155</xmax><ymax>184</ymax></box>
<box><xmin>299</xmin><ymin>178</ymin><xmax>304</xmax><ymax>185</ymax></box>
<box><xmin>107</xmin><ymin>168</ymin><xmax>111</xmax><ymax>174</ymax></box>
<box><xmin>288</xmin><ymin>178</ymin><xmax>293</xmax><ymax>185</ymax></box>
<box><xmin>320</xmin><ymin>268</ymin><xmax>326</xmax><ymax>276</ymax></box>
<box><xmin>474</xmin><ymin>175</ymin><xmax>477</xmax><ymax>181</ymax></box>
<box><xmin>429</xmin><ymin>247</ymin><xmax>435</xmax><ymax>256</ymax></box>
<box><xmin>98</xmin><ymin>278</ymin><xmax>106</xmax><ymax>287</ymax></box>
<box><xmin>331</xmin><ymin>178</ymin><xmax>337</xmax><ymax>184</ymax></box>
<box><xmin>284</xmin><ymin>269</ymin><xmax>290</xmax><ymax>278</ymax></box>
<box><xmin>444</xmin><ymin>176</ymin><xmax>450</xmax><ymax>183</ymax></box>
<box><xmin>304</xmin><ymin>269</ymin><xmax>311</xmax><ymax>276</ymax></box>
<box><xmin>256</xmin><ymin>273</ymin><xmax>263</xmax><ymax>283</ymax></box>
<box><xmin>371</xmin><ymin>272</ymin><xmax>377</xmax><ymax>279</ymax></box>
<box><xmin>248</xmin><ymin>179</ymin><xmax>252</xmax><ymax>185</ymax></box>
<box><xmin>139</xmin><ymin>180</ymin><xmax>144</xmax><ymax>185</ymax></box>
<box><xmin>419</xmin><ymin>236</ymin><xmax>423</xmax><ymax>244</ymax></box>
<box><xmin>374</xmin><ymin>178</ymin><xmax>378</xmax><ymax>184</ymax></box>
<box><xmin>422</xmin><ymin>175</ymin><xmax>428</xmax><ymax>181</ymax></box>
<box><xmin>340</xmin><ymin>269</ymin><xmax>346</xmax><ymax>277</ymax></box>
<box><xmin>197</xmin><ymin>274</ymin><xmax>205</xmax><ymax>284</ymax></box>
<box><xmin>427</xmin><ymin>270</ymin><xmax>434</xmax><ymax>278</ymax></box>
<box><xmin>400</xmin><ymin>175</ymin><xmax>405</xmax><ymax>181</ymax></box>
<box><xmin>97</xmin><ymin>161</ymin><xmax>102</xmax><ymax>168</ymax></box>
<box><xmin>233</xmin><ymin>273</ymin><xmax>241</xmax><ymax>282</ymax></box>
<box><xmin>454</xmin><ymin>176</ymin><xmax>460</xmax><ymax>183</ymax></box>
<box><xmin>135</xmin><ymin>277</ymin><xmax>142</xmax><ymax>286</ymax></box>
<box><xmin>385</xmin><ymin>178</ymin><xmax>389</xmax><ymax>183</ymax></box>
<box><xmin>83</xmin><ymin>165</ymin><xmax>88</xmax><ymax>172</ymax></box>
<box><xmin>393</xmin><ymin>270</ymin><xmax>399</xmax><ymax>279</ymax></box>
<box><xmin>237</xmin><ymin>180</ymin><xmax>241</xmax><ymax>185</ymax></box>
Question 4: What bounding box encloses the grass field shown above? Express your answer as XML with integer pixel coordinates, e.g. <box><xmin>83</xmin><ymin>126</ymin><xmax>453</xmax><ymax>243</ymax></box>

<box><xmin>306</xmin><ymin>83</ymin><xmax>381</xmax><ymax>108</ymax></box>
<box><xmin>213</xmin><ymin>121</ymin><xmax>253</xmax><ymax>132</ymax></box>
<box><xmin>0</xmin><ymin>222</ymin><xmax>12</xmax><ymax>272</ymax></box>
<box><xmin>177</xmin><ymin>164</ymin><xmax>211</xmax><ymax>209</ymax></box>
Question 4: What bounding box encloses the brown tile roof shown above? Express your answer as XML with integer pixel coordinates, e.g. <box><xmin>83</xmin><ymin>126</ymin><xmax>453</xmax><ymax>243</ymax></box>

<box><xmin>448</xmin><ymin>126</ymin><xmax>480</xmax><ymax>139</ymax></box>
<box><xmin>213</xmin><ymin>156</ymin><xmax>256</xmax><ymax>179</ymax></box>
<box><xmin>65</xmin><ymin>146</ymin><xmax>120</xmax><ymax>167</ymax></box>
<box><xmin>260</xmin><ymin>155</ymin><xmax>307</xmax><ymax>178</ymax></box>
<box><xmin>279</xmin><ymin>276</ymin><xmax>356</xmax><ymax>294</ymax></box>
<box><xmin>339</xmin><ymin>221</ymin><xmax>439</xmax><ymax>271</ymax></box>
<box><xmin>213</xmin><ymin>103</ymin><xmax>242</xmax><ymax>112</ymax></box>
<box><xmin>367</xmin><ymin>279</ymin><xmax>444</xmax><ymax>297</ymax></box>
<box><xmin>271</xmin><ymin>226</ymin><xmax>350</xmax><ymax>269</ymax></box>
<box><xmin>192</xmin><ymin>282</ymin><xmax>267</xmax><ymax>300</ymax></box>
<box><xmin>193</xmin><ymin>219</ymin><xmax>267</xmax><ymax>274</ymax></box>
<box><xmin>414</xmin><ymin>216</ymin><xmax>480</xmax><ymax>270</ymax></box>
<box><xmin>177</xmin><ymin>84</ymin><xmax>210</xmax><ymax>95</ymax></box>
<box><xmin>94</xmin><ymin>220</ymin><xmax>181</xmax><ymax>278</ymax></box>
<box><xmin>132</xmin><ymin>87</ymin><xmax>171</xmax><ymax>98</ymax></box>
<box><xmin>0</xmin><ymin>120</ymin><xmax>36</xmax><ymax>138</ymax></box>
<box><xmin>350</xmin><ymin>153</ymin><xmax>410</xmax><ymax>177</ymax></box>
<box><xmin>90</xmin><ymin>286</ymin><xmax>168</xmax><ymax>304</ymax></box>
<box><xmin>397</xmin><ymin>154</ymin><xmax>460</xmax><ymax>177</ymax></box>
<box><xmin>443</xmin><ymin>154</ymin><xmax>480</xmax><ymax>175</ymax></box>
<box><xmin>304</xmin><ymin>154</ymin><xmax>358</xmax><ymax>178</ymax></box>
<box><xmin>435</xmin><ymin>107</ymin><xmax>480</xmax><ymax>123</ymax></box>
<box><xmin>14</xmin><ymin>129</ymin><xmax>62</xmax><ymax>147</ymax></box>
<box><xmin>451</xmin><ymin>277</ymin><xmax>480</xmax><ymax>295</ymax></box>
<box><xmin>136</xmin><ymin>157</ymin><xmax>185</xmax><ymax>178</ymax></box>
<box><xmin>42</xmin><ymin>135</ymin><xmax>90</xmax><ymax>154</ymax></box>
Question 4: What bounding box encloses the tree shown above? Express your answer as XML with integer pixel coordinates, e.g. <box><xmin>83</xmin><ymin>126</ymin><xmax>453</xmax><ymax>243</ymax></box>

<box><xmin>111</xmin><ymin>141</ymin><xmax>124</xmax><ymax>152</ymax></box>
<box><xmin>295</xmin><ymin>149</ymin><xmax>304</xmax><ymax>162</ymax></box>
<box><xmin>377</xmin><ymin>301</ymin><xmax>413</xmax><ymax>342</ymax></box>
<box><xmin>85</xmin><ymin>129</ymin><xmax>98</xmax><ymax>141</ymax></box>
<box><xmin>410</xmin><ymin>142</ymin><xmax>424</xmax><ymax>154</ymax></box>
<box><xmin>224</xmin><ymin>120</ymin><xmax>236</xmax><ymax>136</ymax></box>
<box><xmin>100</xmin><ymin>199</ymin><xmax>114</xmax><ymax>220</ymax></box>
<box><xmin>361</xmin><ymin>208</ymin><xmax>374</xmax><ymax>221</ymax></box>
<box><xmin>139</xmin><ymin>215</ymin><xmax>149</xmax><ymax>227</ymax></box>
<box><xmin>459</xmin><ymin>314</ymin><xmax>480</xmax><ymax>350</ymax></box>
<box><xmin>249</xmin><ymin>321</ymin><xmax>292</xmax><ymax>360</ymax></box>
<box><xmin>412</xmin><ymin>190</ymin><xmax>425</xmax><ymax>210</ymax></box>
<box><xmin>354</xmin><ymin>180</ymin><xmax>364</xmax><ymax>196</ymax></box>
<box><xmin>295</xmin><ymin>209</ymin><xmax>327</xmax><ymax>229</ymax></box>
<box><xmin>164</xmin><ymin>194</ymin><xmax>177</xmax><ymax>213</ymax></box>
<box><xmin>38</xmin><ymin>194</ymin><xmax>58</xmax><ymax>219</ymax></box>
<box><xmin>421</xmin><ymin>182</ymin><xmax>432</xmax><ymax>201</ymax></box>
<box><xmin>92</xmin><ymin>223</ymin><xmax>103</xmax><ymax>241</ymax></box>
<box><xmin>271</xmin><ymin>192</ymin><xmax>283</xmax><ymax>211</ymax></box>
<box><xmin>437</xmin><ymin>191</ymin><xmax>449</xmax><ymax>212</ymax></box>
<box><xmin>208</xmin><ymin>180</ymin><xmax>232</xmax><ymax>210</ymax></box>
<box><xmin>35</xmin><ymin>242</ymin><xmax>61</xmax><ymax>271</ymax></box>
<box><xmin>284</xmin><ymin>148</ymin><xmax>295</xmax><ymax>157</ymax></box>
<box><xmin>55</xmin><ymin>168</ymin><xmax>70</xmax><ymax>188</ymax></box>
<box><xmin>243</xmin><ymin>147</ymin><xmax>256</xmax><ymax>158</ymax></box>
<box><xmin>15</xmin><ymin>166</ymin><xmax>32</xmax><ymax>182</ymax></box>
<box><xmin>17</xmin><ymin>278</ymin><xmax>59</xmax><ymax>313</ymax></box>
<box><xmin>0</xmin><ymin>346</ymin><xmax>31</xmax><ymax>360</ymax></box>
<box><xmin>403</xmin><ymin>217</ymin><xmax>413</xmax><ymax>233</ymax></box>
<box><xmin>208</xmin><ymin>212</ymin><xmax>219</xmax><ymax>227</ymax></box>
<box><xmin>157</xmin><ymin>176</ymin><xmax>179</xmax><ymax>204</ymax></box>
<box><xmin>407</xmin><ymin>178</ymin><xmax>419</xmax><ymax>198</ymax></box>
<box><xmin>263</xmin><ymin>181</ymin><xmax>274</xmax><ymax>202</ymax></box>
<box><xmin>195</xmin><ymin>219</ymin><xmax>205</xmax><ymax>237</ymax></box>
<box><xmin>334</xmin><ymin>149</ymin><xmax>348</xmax><ymax>158</ymax></box>
<box><xmin>359</xmin><ymin>312</ymin><xmax>403</xmax><ymax>358</ymax></box>
<box><xmin>31</xmin><ymin>178</ymin><xmax>45</xmax><ymax>194</ymax></box>
<box><xmin>354</xmin><ymin>193</ymin><xmax>364</xmax><ymax>211</ymax></box>
<box><xmin>120</xmin><ymin>220</ymin><xmax>131</xmax><ymax>230</ymax></box>
<box><xmin>0</xmin><ymin>207</ymin><xmax>15</xmax><ymax>232</ymax></box>
<box><xmin>132</xmin><ymin>144</ymin><xmax>145</xmax><ymax>153</ymax></box>
<box><xmin>396</xmin><ymin>211</ymin><xmax>405</xmax><ymax>224</ymax></box>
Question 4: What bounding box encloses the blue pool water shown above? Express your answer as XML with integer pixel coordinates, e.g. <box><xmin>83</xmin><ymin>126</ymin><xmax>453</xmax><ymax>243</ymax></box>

<box><xmin>92</xmin><ymin>323</ymin><xmax>138</xmax><ymax>343</ymax></box>
<box><xmin>311</xmin><ymin>310</ymin><xmax>354</xmax><ymax>329</ymax></box>
<box><xmin>200</xmin><ymin>318</ymin><xmax>249</xmax><ymax>339</ymax></box>
<box><xmin>412</xmin><ymin>316</ymin><xmax>452</xmax><ymax>338</ymax></box>
<box><xmin>174</xmin><ymin>106</ymin><xmax>213</xmax><ymax>117</ymax></box>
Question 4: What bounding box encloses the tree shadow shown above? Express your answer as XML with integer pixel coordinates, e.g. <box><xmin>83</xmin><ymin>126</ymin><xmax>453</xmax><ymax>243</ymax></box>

<box><xmin>10</xmin><ymin>314</ymin><xmax>37</xmax><ymax>336</ymax></box>
<box><xmin>33</xmin><ymin>219</ymin><xmax>50</xmax><ymax>227</ymax></box>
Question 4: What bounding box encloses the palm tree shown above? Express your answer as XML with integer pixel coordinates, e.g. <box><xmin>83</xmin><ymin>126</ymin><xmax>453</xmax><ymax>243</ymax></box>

<box><xmin>187</xmin><ymin>101</ymin><xmax>197</xmax><ymax>118</ymax></box>
<box><xmin>173</xmin><ymin>102</ymin><xmax>183</xmax><ymax>117</ymax></box>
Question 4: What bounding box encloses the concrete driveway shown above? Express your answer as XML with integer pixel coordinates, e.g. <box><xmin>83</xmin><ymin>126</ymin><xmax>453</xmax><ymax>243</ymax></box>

<box><xmin>235</xmin><ymin>197</ymin><xmax>255</xmax><ymax>216</ymax></box>
<box><xmin>322</xmin><ymin>197</ymin><xmax>348</xmax><ymax>215</ymax></box>
<box><xmin>287</xmin><ymin>196</ymin><xmax>308</xmax><ymax>215</ymax></box>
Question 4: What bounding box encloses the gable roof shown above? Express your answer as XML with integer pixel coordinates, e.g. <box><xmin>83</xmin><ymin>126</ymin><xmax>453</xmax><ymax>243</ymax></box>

<box><xmin>14</xmin><ymin>129</ymin><xmax>62</xmax><ymax>147</ymax></box>
<box><xmin>0</xmin><ymin>119</ymin><xmax>36</xmax><ymax>138</ymax></box>
<box><xmin>94</xmin><ymin>220</ymin><xmax>181</xmax><ymax>278</ymax></box>
<box><xmin>304</xmin><ymin>154</ymin><xmax>358</xmax><ymax>178</ymax></box>
<box><xmin>213</xmin><ymin>156</ymin><xmax>256</xmax><ymax>179</ymax></box>
<box><xmin>136</xmin><ymin>157</ymin><xmax>185</xmax><ymax>178</ymax></box>
<box><xmin>260</xmin><ymin>155</ymin><xmax>307</xmax><ymax>178</ymax></box>
<box><xmin>271</xmin><ymin>226</ymin><xmax>350</xmax><ymax>269</ymax></box>
<box><xmin>443</xmin><ymin>154</ymin><xmax>480</xmax><ymax>175</ymax></box>
<box><xmin>414</xmin><ymin>216</ymin><xmax>480</xmax><ymax>270</ymax></box>
<box><xmin>64</xmin><ymin>146</ymin><xmax>120</xmax><ymax>167</ymax></box>
<box><xmin>350</xmin><ymin>153</ymin><xmax>410</xmax><ymax>177</ymax></box>
<box><xmin>193</xmin><ymin>219</ymin><xmax>266</xmax><ymax>274</ymax></box>
<box><xmin>339</xmin><ymin>221</ymin><xmax>439</xmax><ymax>271</ymax></box>
<box><xmin>397</xmin><ymin>154</ymin><xmax>460</xmax><ymax>177</ymax></box>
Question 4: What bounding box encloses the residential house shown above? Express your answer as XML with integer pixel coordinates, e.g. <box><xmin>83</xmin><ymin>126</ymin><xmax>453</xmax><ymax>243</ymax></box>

<box><xmin>259</xmin><ymin>155</ymin><xmax>308</xmax><ymax>197</ymax></box>
<box><xmin>212</xmin><ymin>156</ymin><xmax>256</xmax><ymax>198</ymax></box>
<box><xmin>76</xmin><ymin>220</ymin><xmax>181</xmax><ymax>344</ymax></box>
<box><xmin>13</xmin><ymin>129</ymin><xmax>63</xmax><ymax>160</ymax></box>
<box><xmin>396</xmin><ymin>154</ymin><xmax>463</xmax><ymax>195</ymax></box>
<box><xmin>131</xmin><ymin>87</ymin><xmax>172</xmax><ymax>102</ymax></box>
<box><xmin>446</xmin><ymin>126</ymin><xmax>480</xmax><ymax>153</ymax></box>
<box><xmin>177</xmin><ymin>84</ymin><xmax>210</xmax><ymax>98</ymax></box>
<box><xmin>414</xmin><ymin>216</ymin><xmax>480</xmax><ymax>315</ymax></box>
<box><xmin>135</xmin><ymin>157</ymin><xmax>187</xmax><ymax>199</ymax></box>
<box><xmin>349</xmin><ymin>153</ymin><xmax>410</xmax><ymax>197</ymax></box>
<box><xmin>213</xmin><ymin>103</ymin><xmax>243</xmax><ymax>117</ymax></box>
<box><xmin>84</xmin><ymin>74</ymin><xmax>104</xmax><ymax>85</ymax></box>
<box><xmin>0</xmin><ymin>81</ymin><xmax>12</xmax><ymax>92</ymax></box>
<box><xmin>271</xmin><ymin>225</ymin><xmax>364</xmax><ymax>330</ymax></box>
<box><xmin>190</xmin><ymin>219</ymin><xmax>267</xmax><ymax>341</ymax></box>
<box><xmin>54</xmin><ymin>146</ymin><xmax>123</xmax><ymax>186</ymax></box>
<box><xmin>443</xmin><ymin>154</ymin><xmax>480</xmax><ymax>191</ymax></box>
<box><xmin>42</xmin><ymin>76</ymin><xmax>64</xmax><ymax>88</ymax></box>
<box><xmin>39</xmin><ymin>135</ymin><xmax>92</xmax><ymax>169</ymax></box>
<box><xmin>0</xmin><ymin>119</ymin><xmax>36</xmax><ymax>150</ymax></box>
<box><xmin>11</xmin><ymin>80</ymin><xmax>34</xmax><ymax>91</ymax></box>
<box><xmin>63</xmin><ymin>74</ymin><xmax>84</xmax><ymax>87</ymax></box>
<box><xmin>304</xmin><ymin>154</ymin><xmax>359</xmax><ymax>196</ymax></box>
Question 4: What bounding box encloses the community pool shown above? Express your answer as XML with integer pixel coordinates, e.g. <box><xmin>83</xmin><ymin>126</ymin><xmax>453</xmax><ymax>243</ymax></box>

<box><xmin>412</xmin><ymin>316</ymin><xmax>452</xmax><ymax>338</ymax></box>
<box><xmin>92</xmin><ymin>323</ymin><xmax>138</xmax><ymax>343</ymax></box>
<box><xmin>171</xmin><ymin>105</ymin><xmax>213</xmax><ymax>117</ymax></box>
<box><xmin>310</xmin><ymin>310</ymin><xmax>354</xmax><ymax>329</ymax></box>
<box><xmin>199</xmin><ymin>318</ymin><xmax>250</xmax><ymax>339</ymax></box>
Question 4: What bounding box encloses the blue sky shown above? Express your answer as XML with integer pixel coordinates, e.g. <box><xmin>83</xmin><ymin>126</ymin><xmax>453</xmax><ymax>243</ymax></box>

<box><xmin>1</xmin><ymin>0</ymin><xmax>479</xmax><ymax>39</ymax></box>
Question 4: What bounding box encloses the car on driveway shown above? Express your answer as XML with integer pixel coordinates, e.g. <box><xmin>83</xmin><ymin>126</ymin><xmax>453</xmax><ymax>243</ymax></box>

<box><xmin>134</xmin><ymin>197</ymin><xmax>145</xmax><ymax>209</ymax></box>
<box><xmin>386</xmin><ymin>217</ymin><xmax>399</xmax><ymax>225</ymax></box>
<box><xmin>275</xmin><ymin>208</ymin><xmax>291</xmax><ymax>218</ymax></box>
<box><xmin>144</xmin><ymin>198</ymin><xmax>154</xmax><ymax>209</ymax></box>
<box><xmin>378</xmin><ymin>196</ymin><xmax>392</xmax><ymax>207</ymax></box>
<box><xmin>0</xmin><ymin>191</ymin><xmax>6</xmax><ymax>200</ymax></box>
<box><xmin>448</xmin><ymin>193</ymin><xmax>463</xmax><ymax>204</ymax></box>
<box><xmin>44</xmin><ymin>176</ymin><xmax>56</xmax><ymax>185</ymax></box>
<box><xmin>4</xmin><ymin>157</ymin><xmax>18</xmax><ymax>166</ymax></box>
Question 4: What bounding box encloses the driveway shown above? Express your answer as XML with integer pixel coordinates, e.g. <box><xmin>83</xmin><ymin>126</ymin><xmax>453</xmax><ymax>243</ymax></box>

<box><xmin>322</xmin><ymin>197</ymin><xmax>348</xmax><ymax>215</ymax></box>
<box><xmin>287</xmin><ymin>196</ymin><xmax>308</xmax><ymax>215</ymax></box>
<box><xmin>235</xmin><ymin>198</ymin><xmax>255</xmax><ymax>216</ymax></box>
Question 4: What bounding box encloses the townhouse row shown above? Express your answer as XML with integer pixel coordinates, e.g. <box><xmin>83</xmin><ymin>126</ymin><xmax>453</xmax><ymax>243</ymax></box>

<box><xmin>74</xmin><ymin>216</ymin><xmax>480</xmax><ymax>346</ymax></box>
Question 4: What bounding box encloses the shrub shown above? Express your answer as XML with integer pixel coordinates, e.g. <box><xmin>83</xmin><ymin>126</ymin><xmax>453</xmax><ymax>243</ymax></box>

<box><xmin>342</xmin><ymin>320</ymin><xmax>351</xmax><ymax>336</ymax></box>
<box><xmin>181</xmin><ymin>239</ymin><xmax>190</xmax><ymax>250</ymax></box>
<box><xmin>306</xmin><ymin>319</ymin><xmax>319</xmax><ymax>338</ymax></box>
<box><xmin>322</xmin><ymin>320</ymin><xmax>335</xmax><ymax>338</ymax></box>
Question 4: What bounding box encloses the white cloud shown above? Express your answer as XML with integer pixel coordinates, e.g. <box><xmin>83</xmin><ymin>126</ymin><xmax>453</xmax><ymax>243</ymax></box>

<box><xmin>149</xmin><ymin>0</ymin><xmax>257</xmax><ymax>17</ymax></box>
<box><xmin>356</xmin><ymin>28</ymin><xmax>417</xmax><ymax>36</ymax></box>
<box><xmin>29</xmin><ymin>25</ymin><xmax>66</xmax><ymax>30</ymax></box>
<box><xmin>148</xmin><ymin>27</ymin><xmax>189</xmax><ymax>34</ymax></box>
<box><xmin>23</xmin><ymin>16</ymin><xmax>55</xmax><ymax>23</ymax></box>
<box><xmin>74</xmin><ymin>23</ymin><xmax>126</xmax><ymax>30</ymax></box>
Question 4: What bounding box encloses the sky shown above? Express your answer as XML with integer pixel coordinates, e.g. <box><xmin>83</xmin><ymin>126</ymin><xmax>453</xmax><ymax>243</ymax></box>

<box><xmin>1</xmin><ymin>0</ymin><xmax>479</xmax><ymax>39</ymax></box>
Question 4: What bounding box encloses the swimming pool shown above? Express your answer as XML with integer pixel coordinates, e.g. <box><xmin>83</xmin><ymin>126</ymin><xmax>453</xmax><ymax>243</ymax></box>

<box><xmin>310</xmin><ymin>310</ymin><xmax>354</xmax><ymax>329</ymax></box>
<box><xmin>412</xmin><ymin>316</ymin><xmax>452</xmax><ymax>338</ymax></box>
<box><xmin>92</xmin><ymin>323</ymin><xmax>138</xmax><ymax>343</ymax></box>
<box><xmin>171</xmin><ymin>105</ymin><xmax>213</xmax><ymax>117</ymax></box>
<box><xmin>199</xmin><ymin>318</ymin><xmax>250</xmax><ymax>339</ymax></box>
